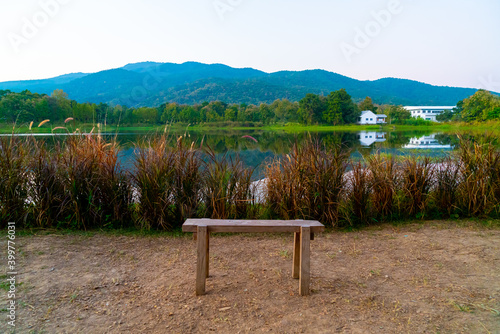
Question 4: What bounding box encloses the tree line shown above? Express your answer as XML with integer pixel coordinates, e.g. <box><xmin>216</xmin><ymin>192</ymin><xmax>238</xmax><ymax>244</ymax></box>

<box><xmin>0</xmin><ymin>88</ymin><xmax>364</xmax><ymax>126</ymax></box>
<box><xmin>0</xmin><ymin>88</ymin><xmax>498</xmax><ymax>126</ymax></box>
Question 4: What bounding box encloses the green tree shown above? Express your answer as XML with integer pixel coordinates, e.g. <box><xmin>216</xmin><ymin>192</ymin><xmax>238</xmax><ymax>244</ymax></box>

<box><xmin>323</xmin><ymin>89</ymin><xmax>359</xmax><ymax>125</ymax></box>
<box><xmin>436</xmin><ymin>109</ymin><xmax>454</xmax><ymax>122</ymax></box>
<box><xmin>259</xmin><ymin>103</ymin><xmax>273</xmax><ymax>124</ymax></box>
<box><xmin>358</xmin><ymin>96</ymin><xmax>376</xmax><ymax>112</ymax></box>
<box><xmin>161</xmin><ymin>103</ymin><xmax>181</xmax><ymax>123</ymax></box>
<box><xmin>460</xmin><ymin>90</ymin><xmax>500</xmax><ymax>122</ymax></box>
<box><xmin>386</xmin><ymin>105</ymin><xmax>411</xmax><ymax>124</ymax></box>
<box><xmin>224</xmin><ymin>105</ymin><xmax>238</xmax><ymax>122</ymax></box>
<box><xmin>180</xmin><ymin>106</ymin><xmax>199</xmax><ymax>123</ymax></box>
<box><xmin>271</xmin><ymin>99</ymin><xmax>299</xmax><ymax>122</ymax></box>
<box><xmin>133</xmin><ymin>107</ymin><xmax>158</xmax><ymax>123</ymax></box>
<box><xmin>51</xmin><ymin>89</ymin><xmax>72</xmax><ymax>121</ymax></box>
<box><xmin>298</xmin><ymin>94</ymin><xmax>325</xmax><ymax>124</ymax></box>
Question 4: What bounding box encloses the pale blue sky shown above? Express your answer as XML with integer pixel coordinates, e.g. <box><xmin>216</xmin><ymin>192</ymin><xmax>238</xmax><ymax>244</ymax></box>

<box><xmin>1</xmin><ymin>0</ymin><xmax>499</xmax><ymax>91</ymax></box>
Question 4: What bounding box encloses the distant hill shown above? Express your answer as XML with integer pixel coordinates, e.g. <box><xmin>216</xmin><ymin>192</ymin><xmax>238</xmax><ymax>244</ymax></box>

<box><xmin>0</xmin><ymin>61</ymin><xmax>480</xmax><ymax>107</ymax></box>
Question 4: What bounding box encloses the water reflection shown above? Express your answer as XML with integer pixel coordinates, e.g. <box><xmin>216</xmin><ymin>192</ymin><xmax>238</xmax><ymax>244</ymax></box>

<box><xmin>357</xmin><ymin>131</ymin><xmax>386</xmax><ymax>147</ymax></box>
<box><xmin>403</xmin><ymin>135</ymin><xmax>453</xmax><ymax>150</ymax></box>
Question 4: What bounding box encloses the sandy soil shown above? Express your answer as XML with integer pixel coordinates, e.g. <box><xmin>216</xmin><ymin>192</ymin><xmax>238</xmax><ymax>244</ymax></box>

<box><xmin>1</xmin><ymin>221</ymin><xmax>499</xmax><ymax>334</ymax></box>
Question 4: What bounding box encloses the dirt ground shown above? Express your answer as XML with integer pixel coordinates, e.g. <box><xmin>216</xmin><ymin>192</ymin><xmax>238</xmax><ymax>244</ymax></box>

<box><xmin>1</xmin><ymin>221</ymin><xmax>499</xmax><ymax>334</ymax></box>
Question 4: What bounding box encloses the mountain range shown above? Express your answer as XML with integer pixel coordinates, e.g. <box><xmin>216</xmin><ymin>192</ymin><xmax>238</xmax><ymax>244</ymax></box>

<box><xmin>0</xmin><ymin>61</ymin><xmax>480</xmax><ymax>107</ymax></box>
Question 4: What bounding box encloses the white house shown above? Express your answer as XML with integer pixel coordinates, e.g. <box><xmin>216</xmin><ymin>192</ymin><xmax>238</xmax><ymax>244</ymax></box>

<box><xmin>357</xmin><ymin>131</ymin><xmax>386</xmax><ymax>147</ymax></box>
<box><xmin>403</xmin><ymin>135</ymin><xmax>453</xmax><ymax>150</ymax></box>
<box><xmin>358</xmin><ymin>110</ymin><xmax>387</xmax><ymax>125</ymax></box>
<box><xmin>404</xmin><ymin>106</ymin><xmax>455</xmax><ymax>122</ymax></box>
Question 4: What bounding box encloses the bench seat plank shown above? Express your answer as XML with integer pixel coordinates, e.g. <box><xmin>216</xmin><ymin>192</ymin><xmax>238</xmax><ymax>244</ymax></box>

<box><xmin>184</xmin><ymin>219</ymin><xmax>324</xmax><ymax>297</ymax></box>
<box><xmin>183</xmin><ymin>219</ymin><xmax>325</xmax><ymax>233</ymax></box>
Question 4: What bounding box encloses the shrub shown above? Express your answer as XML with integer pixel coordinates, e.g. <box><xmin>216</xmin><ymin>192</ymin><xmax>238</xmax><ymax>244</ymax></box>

<box><xmin>61</xmin><ymin>134</ymin><xmax>132</xmax><ymax>229</ymax></box>
<box><xmin>265</xmin><ymin>138</ymin><xmax>349</xmax><ymax>227</ymax></box>
<box><xmin>367</xmin><ymin>154</ymin><xmax>398</xmax><ymax>220</ymax></box>
<box><xmin>202</xmin><ymin>146</ymin><xmax>256</xmax><ymax>219</ymax></box>
<box><xmin>344</xmin><ymin>161</ymin><xmax>371</xmax><ymax>226</ymax></box>
<box><xmin>27</xmin><ymin>139</ymin><xmax>68</xmax><ymax>227</ymax></box>
<box><xmin>456</xmin><ymin>139</ymin><xmax>500</xmax><ymax>217</ymax></box>
<box><xmin>432</xmin><ymin>156</ymin><xmax>460</xmax><ymax>218</ymax></box>
<box><xmin>133</xmin><ymin>134</ymin><xmax>177</xmax><ymax>229</ymax></box>
<box><xmin>400</xmin><ymin>156</ymin><xmax>435</xmax><ymax>218</ymax></box>
<box><xmin>0</xmin><ymin>137</ymin><xmax>29</xmax><ymax>227</ymax></box>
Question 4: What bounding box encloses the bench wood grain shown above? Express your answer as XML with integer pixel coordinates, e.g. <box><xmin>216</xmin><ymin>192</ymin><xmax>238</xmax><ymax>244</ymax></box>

<box><xmin>183</xmin><ymin>219</ymin><xmax>324</xmax><ymax>296</ymax></box>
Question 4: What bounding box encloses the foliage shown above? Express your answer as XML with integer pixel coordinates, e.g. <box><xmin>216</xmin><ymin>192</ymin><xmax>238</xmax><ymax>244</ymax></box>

<box><xmin>458</xmin><ymin>90</ymin><xmax>500</xmax><ymax>122</ymax></box>
<box><xmin>61</xmin><ymin>135</ymin><xmax>132</xmax><ymax>229</ymax></box>
<box><xmin>265</xmin><ymin>137</ymin><xmax>349</xmax><ymax>227</ymax></box>
<box><xmin>366</xmin><ymin>154</ymin><xmax>398</xmax><ymax>220</ymax></box>
<box><xmin>324</xmin><ymin>89</ymin><xmax>360</xmax><ymax>125</ymax></box>
<box><xmin>358</xmin><ymin>96</ymin><xmax>377</xmax><ymax>112</ymax></box>
<box><xmin>298</xmin><ymin>93</ymin><xmax>326</xmax><ymax>125</ymax></box>
<box><xmin>202</xmin><ymin>147</ymin><xmax>256</xmax><ymax>219</ymax></box>
<box><xmin>456</xmin><ymin>137</ymin><xmax>500</xmax><ymax>217</ymax></box>
<box><xmin>0</xmin><ymin>137</ymin><xmax>29</xmax><ymax>227</ymax></box>
<box><xmin>400</xmin><ymin>156</ymin><xmax>434</xmax><ymax>217</ymax></box>
<box><xmin>2</xmin><ymin>132</ymin><xmax>500</xmax><ymax>231</ymax></box>
<box><xmin>0</xmin><ymin>89</ymin><xmax>361</xmax><ymax>127</ymax></box>
<box><xmin>385</xmin><ymin>105</ymin><xmax>411</xmax><ymax>124</ymax></box>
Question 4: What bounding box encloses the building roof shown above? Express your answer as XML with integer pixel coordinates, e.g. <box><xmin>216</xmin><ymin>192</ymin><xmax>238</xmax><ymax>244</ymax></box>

<box><xmin>403</xmin><ymin>106</ymin><xmax>455</xmax><ymax>110</ymax></box>
<box><xmin>360</xmin><ymin>110</ymin><xmax>387</xmax><ymax>117</ymax></box>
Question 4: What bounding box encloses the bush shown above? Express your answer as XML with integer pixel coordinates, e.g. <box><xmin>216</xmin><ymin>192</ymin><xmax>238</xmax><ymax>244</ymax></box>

<box><xmin>400</xmin><ymin>156</ymin><xmax>435</xmax><ymax>218</ymax></box>
<box><xmin>202</xmin><ymin>146</ymin><xmax>256</xmax><ymax>219</ymax></box>
<box><xmin>0</xmin><ymin>137</ymin><xmax>29</xmax><ymax>227</ymax></box>
<box><xmin>432</xmin><ymin>156</ymin><xmax>460</xmax><ymax>218</ymax></box>
<box><xmin>264</xmin><ymin>137</ymin><xmax>349</xmax><ymax>227</ymax></box>
<box><xmin>366</xmin><ymin>154</ymin><xmax>398</xmax><ymax>220</ymax></box>
<box><xmin>456</xmin><ymin>138</ymin><xmax>500</xmax><ymax>217</ymax></box>
<box><xmin>61</xmin><ymin>135</ymin><xmax>132</xmax><ymax>229</ymax></box>
<box><xmin>344</xmin><ymin>161</ymin><xmax>371</xmax><ymax>226</ymax></box>
<box><xmin>2</xmin><ymin>132</ymin><xmax>500</xmax><ymax>231</ymax></box>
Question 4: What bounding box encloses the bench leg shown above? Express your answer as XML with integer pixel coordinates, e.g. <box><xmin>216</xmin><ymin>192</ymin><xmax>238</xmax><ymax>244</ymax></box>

<box><xmin>299</xmin><ymin>226</ymin><xmax>310</xmax><ymax>296</ymax></box>
<box><xmin>196</xmin><ymin>225</ymin><xmax>208</xmax><ymax>295</ymax></box>
<box><xmin>206</xmin><ymin>230</ymin><xmax>209</xmax><ymax>278</ymax></box>
<box><xmin>292</xmin><ymin>232</ymin><xmax>300</xmax><ymax>279</ymax></box>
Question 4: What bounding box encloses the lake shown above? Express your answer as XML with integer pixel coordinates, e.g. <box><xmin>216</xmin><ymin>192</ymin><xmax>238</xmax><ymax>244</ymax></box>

<box><xmin>5</xmin><ymin>128</ymin><xmax>490</xmax><ymax>179</ymax></box>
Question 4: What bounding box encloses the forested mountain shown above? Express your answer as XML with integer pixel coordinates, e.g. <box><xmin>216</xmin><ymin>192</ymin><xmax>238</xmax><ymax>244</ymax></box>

<box><xmin>0</xmin><ymin>61</ymin><xmax>479</xmax><ymax>107</ymax></box>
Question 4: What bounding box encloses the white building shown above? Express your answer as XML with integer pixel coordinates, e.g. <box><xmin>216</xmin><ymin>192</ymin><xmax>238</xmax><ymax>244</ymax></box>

<box><xmin>358</xmin><ymin>110</ymin><xmax>387</xmax><ymax>125</ymax></box>
<box><xmin>404</xmin><ymin>106</ymin><xmax>455</xmax><ymax>122</ymax></box>
<box><xmin>403</xmin><ymin>135</ymin><xmax>453</xmax><ymax>149</ymax></box>
<box><xmin>357</xmin><ymin>131</ymin><xmax>386</xmax><ymax>147</ymax></box>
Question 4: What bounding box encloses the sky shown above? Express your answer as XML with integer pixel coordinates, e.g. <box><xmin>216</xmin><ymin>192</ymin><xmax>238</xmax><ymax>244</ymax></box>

<box><xmin>0</xmin><ymin>0</ymin><xmax>499</xmax><ymax>92</ymax></box>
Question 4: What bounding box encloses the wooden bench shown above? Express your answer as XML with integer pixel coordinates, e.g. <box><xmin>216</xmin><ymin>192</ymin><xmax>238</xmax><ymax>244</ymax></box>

<box><xmin>182</xmin><ymin>219</ymin><xmax>325</xmax><ymax>296</ymax></box>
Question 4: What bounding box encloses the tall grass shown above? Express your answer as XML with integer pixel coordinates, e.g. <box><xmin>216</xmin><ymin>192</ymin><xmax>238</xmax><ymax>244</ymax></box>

<box><xmin>400</xmin><ymin>156</ymin><xmax>435</xmax><ymax>218</ymax></box>
<box><xmin>366</xmin><ymin>154</ymin><xmax>398</xmax><ymax>220</ymax></box>
<box><xmin>433</xmin><ymin>156</ymin><xmax>460</xmax><ymax>218</ymax></box>
<box><xmin>265</xmin><ymin>138</ymin><xmax>349</xmax><ymax>227</ymax></box>
<box><xmin>0</xmin><ymin>137</ymin><xmax>29</xmax><ymax>227</ymax></box>
<box><xmin>62</xmin><ymin>134</ymin><xmax>132</xmax><ymax>229</ymax></box>
<box><xmin>27</xmin><ymin>139</ymin><xmax>67</xmax><ymax>227</ymax></box>
<box><xmin>2</xmin><ymin>132</ymin><xmax>500</xmax><ymax>230</ymax></box>
<box><xmin>344</xmin><ymin>161</ymin><xmax>371</xmax><ymax>226</ymax></box>
<box><xmin>133</xmin><ymin>134</ymin><xmax>177</xmax><ymax>230</ymax></box>
<box><xmin>456</xmin><ymin>138</ymin><xmax>500</xmax><ymax>217</ymax></box>
<box><xmin>133</xmin><ymin>135</ymin><xmax>204</xmax><ymax>229</ymax></box>
<box><xmin>202</xmin><ymin>146</ymin><xmax>256</xmax><ymax>219</ymax></box>
<box><xmin>172</xmin><ymin>137</ymin><xmax>203</xmax><ymax>223</ymax></box>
